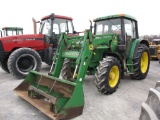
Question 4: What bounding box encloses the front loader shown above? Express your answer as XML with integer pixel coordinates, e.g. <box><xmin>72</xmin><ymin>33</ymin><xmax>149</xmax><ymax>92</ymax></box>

<box><xmin>14</xmin><ymin>14</ymin><xmax>150</xmax><ymax>119</ymax></box>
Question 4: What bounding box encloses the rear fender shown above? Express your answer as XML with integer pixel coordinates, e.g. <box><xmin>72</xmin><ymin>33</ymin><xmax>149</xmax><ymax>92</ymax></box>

<box><xmin>133</xmin><ymin>39</ymin><xmax>149</xmax><ymax>58</ymax></box>
<box><xmin>127</xmin><ymin>39</ymin><xmax>149</xmax><ymax>72</ymax></box>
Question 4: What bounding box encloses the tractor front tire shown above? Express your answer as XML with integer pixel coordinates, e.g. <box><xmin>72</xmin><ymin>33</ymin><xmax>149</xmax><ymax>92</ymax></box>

<box><xmin>95</xmin><ymin>56</ymin><xmax>121</xmax><ymax>94</ymax></box>
<box><xmin>1</xmin><ymin>60</ymin><xmax>10</xmax><ymax>73</ymax></box>
<box><xmin>130</xmin><ymin>44</ymin><xmax>150</xmax><ymax>80</ymax></box>
<box><xmin>8</xmin><ymin>48</ymin><xmax>42</xmax><ymax>79</ymax></box>
<box><xmin>59</xmin><ymin>58</ymin><xmax>73</xmax><ymax>81</ymax></box>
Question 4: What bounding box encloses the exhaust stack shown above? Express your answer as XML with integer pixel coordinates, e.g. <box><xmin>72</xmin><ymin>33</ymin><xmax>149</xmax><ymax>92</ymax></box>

<box><xmin>32</xmin><ymin>17</ymin><xmax>37</xmax><ymax>34</ymax></box>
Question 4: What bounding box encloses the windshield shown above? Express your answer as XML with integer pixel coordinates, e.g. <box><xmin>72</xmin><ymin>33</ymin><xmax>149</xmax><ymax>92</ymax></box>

<box><xmin>40</xmin><ymin>18</ymin><xmax>73</xmax><ymax>36</ymax></box>
<box><xmin>16</xmin><ymin>30</ymin><xmax>23</xmax><ymax>35</ymax></box>
<box><xmin>7</xmin><ymin>30</ymin><xmax>16</xmax><ymax>36</ymax></box>
<box><xmin>95</xmin><ymin>18</ymin><xmax>121</xmax><ymax>35</ymax></box>
<box><xmin>5</xmin><ymin>30</ymin><xmax>23</xmax><ymax>36</ymax></box>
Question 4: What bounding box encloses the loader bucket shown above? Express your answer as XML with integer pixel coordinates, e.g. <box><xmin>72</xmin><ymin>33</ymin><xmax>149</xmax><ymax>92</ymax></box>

<box><xmin>14</xmin><ymin>70</ymin><xmax>84</xmax><ymax>120</ymax></box>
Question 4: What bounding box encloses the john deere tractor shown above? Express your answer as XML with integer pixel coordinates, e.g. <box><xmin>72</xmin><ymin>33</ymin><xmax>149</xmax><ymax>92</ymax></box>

<box><xmin>15</xmin><ymin>14</ymin><xmax>150</xmax><ymax>119</ymax></box>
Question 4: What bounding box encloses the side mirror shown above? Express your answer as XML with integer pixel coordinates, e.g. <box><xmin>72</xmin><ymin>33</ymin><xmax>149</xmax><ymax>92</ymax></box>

<box><xmin>36</xmin><ymin>21</ymin><xmax>41</xmax><ymax>23</ymax></box>
<box><xmin>50</xmin><ymin>13</ymin><xmax>55</xmax><ymax>20</ymax></box>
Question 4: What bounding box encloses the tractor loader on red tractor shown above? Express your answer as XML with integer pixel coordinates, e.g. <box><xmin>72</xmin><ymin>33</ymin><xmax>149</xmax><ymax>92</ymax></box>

<box><xmin>0</xmin><ymin>13</ymin><xmax>78</xmax><ymax>79</ymax></box>
<box><xmin>14</xmin><ymin>14</ymin><xmax>150</xmax><ymax>119</ymax></box>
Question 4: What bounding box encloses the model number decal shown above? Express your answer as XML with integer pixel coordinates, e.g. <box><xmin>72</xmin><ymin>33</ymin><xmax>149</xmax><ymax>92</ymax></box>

<box><xmin>3</xmin><ymin>38</ymin><xmax>43</xmax><ymax>43</ymax></box>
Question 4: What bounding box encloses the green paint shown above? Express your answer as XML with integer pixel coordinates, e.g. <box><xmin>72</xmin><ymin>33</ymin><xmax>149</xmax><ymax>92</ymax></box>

<box><xmin>127</xmin><ymin>39</ymin><xmax>138</xmax><ymax>73</ymax></box>
<box><xmin>94</xmin><ymin>14</ymin><xmax>137</xmax><ymax>22</ymax></box>
<box><xmin>54</xmin><ymin>97</ymin><xmax>69</xmax><ymax>113</ymax></box>
<box><xmin>126</xmin><ymin>39</ymin><xmax>148</xmax><ymax>73</ymax></box>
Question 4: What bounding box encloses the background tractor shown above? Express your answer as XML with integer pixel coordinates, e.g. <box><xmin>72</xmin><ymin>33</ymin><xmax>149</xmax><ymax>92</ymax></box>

<box><xmin>14</xmin><ymin>14</ymin><xmax>150</xmax><ymax>119</ymax></box>
<box><xmin>0</xmin><ymin>27</ymin><xmax>23</xmax><ymax>37</ymax></box>
<box><xmin>0</xmin><ymin>13</ymin><xmax>77</xmax><ymax>79</ymax></box>
<box><xmin>149</xmin><ymin>39</ymin><xmax>160</xmax><ymax>60</ymax></box>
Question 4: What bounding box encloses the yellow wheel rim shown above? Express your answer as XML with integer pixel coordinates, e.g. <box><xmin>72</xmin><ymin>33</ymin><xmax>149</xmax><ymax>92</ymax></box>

<box><xmin>109</xmin><ymin>66</ymin><xmax>119</xmax><ymax>88</ymax></box>
<box><xmin>141</xmin><ymin>52</ymin><xmax>149</xmax><ymax>73</ymax></box>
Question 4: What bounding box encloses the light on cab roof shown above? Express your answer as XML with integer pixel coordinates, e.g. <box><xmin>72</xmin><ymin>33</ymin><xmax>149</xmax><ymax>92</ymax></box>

<box><xmin>118</xmin><ymin>14</ymin><xmax>125</xmax><ymax>17</ymax></box>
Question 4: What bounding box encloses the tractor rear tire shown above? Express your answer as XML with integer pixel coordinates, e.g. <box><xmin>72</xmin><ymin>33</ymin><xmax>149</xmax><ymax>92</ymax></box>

<box><xmin>95</xmin><ymin>56</ymin><xmax>121</xmax><ymax>94</ymax></box>
<box><xmin>1</xmin><ymin>60</ymin><xmax>10</xmax><ymax>73</ymax></box>
<box><xmin>139</xmin><ymin>81</ymin><xmax>160</xmax><ymax>120</ymax></box>
<box><xmin>59</xmin><ymin>58</ymin><xmax>73</xmax><ymax>81</ymax></box>
<box><xmin>8</xmin><ymin>48</ymin><xmax>42</xmax><ymax>79</ymax></box>
<box><xmin>130</xmin><ymin>44</ymin><xmax>150</xmax><ymax>80</ymax></box>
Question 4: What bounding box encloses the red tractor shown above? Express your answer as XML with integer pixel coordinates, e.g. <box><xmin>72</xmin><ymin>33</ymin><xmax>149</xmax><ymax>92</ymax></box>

<box><xmin>0</xmin><ymin>13</ymin><xmax>77</xmax><ymax>79</ymax></box>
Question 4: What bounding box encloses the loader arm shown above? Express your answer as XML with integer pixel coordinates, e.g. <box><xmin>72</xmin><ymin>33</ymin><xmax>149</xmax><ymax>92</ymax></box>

<box><xmin>50</xmin><ymin>30</ymin><xmax>94</xmax><ymax>83</ymax></box>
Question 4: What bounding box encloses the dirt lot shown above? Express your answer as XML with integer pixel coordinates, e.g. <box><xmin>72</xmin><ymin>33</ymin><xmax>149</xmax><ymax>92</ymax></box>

<box><xmin>0</xmin><ymin>60</ymin><xmax>159</xmax><ymax>120</ymax></box>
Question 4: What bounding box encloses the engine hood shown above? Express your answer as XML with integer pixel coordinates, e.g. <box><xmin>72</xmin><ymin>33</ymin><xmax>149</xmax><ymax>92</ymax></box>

<box><xmin>0</xmin><ymin>34</ymin><xmax>44</xmax><ymax>41</ymax></box>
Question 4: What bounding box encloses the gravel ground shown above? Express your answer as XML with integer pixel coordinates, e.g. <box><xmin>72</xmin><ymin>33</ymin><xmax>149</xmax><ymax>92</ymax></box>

<box><xmin>0</xmin><ymin>60</ymin><xmax>159</xmax><ymax>120</ymax></box>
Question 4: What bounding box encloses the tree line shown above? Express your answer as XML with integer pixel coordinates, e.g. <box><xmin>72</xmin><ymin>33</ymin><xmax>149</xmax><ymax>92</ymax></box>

<box><xmin>140</xmin><ymin>35</ymin><xmax>160</xmax><ymax>42</ymax></box>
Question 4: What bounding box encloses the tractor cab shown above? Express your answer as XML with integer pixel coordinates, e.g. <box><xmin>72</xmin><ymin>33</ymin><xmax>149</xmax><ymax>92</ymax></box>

<box><xmin>0</xmin><ymin>27</ymin><xmax>23</xmax><ymax>37</ymax></box>
<box><xmin>35</xmin><ymin>14</ymin><xmax>75</xmax><ymax>45</ymax></box>
<box><xmin>32</xmin><ymin>13</ymin><xmax>76</xmax><ymax>65</ymax></box>
<box><xmin>94</xmin><ymin>14</ymin><xmax>139</xmax><ymax>51</ymax></box>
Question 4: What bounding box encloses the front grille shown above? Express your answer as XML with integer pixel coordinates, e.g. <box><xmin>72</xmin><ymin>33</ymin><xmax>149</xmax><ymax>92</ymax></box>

<box><xmin>149</xmin><ymin>48</ymin><xmax>157</xmax><ymax>55</ymax></box>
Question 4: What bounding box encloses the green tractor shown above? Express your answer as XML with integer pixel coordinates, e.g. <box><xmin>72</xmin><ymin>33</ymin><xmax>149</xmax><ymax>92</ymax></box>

<box><xmin>14</xmin><ymin>14</ymin><xmax>150</xmax><ymax>119</ymax></box>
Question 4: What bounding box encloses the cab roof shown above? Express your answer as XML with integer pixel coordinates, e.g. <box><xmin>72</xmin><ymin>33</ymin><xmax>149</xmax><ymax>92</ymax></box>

<box><xmin>94</xmin><ymin>14</ymin><xmax>137</xmax><ymax>22</ymax></box>
<box><xmin>2</xmin><ymin>27</ymin><xmax>23</xmax><ymax>30</ymax></box>
<box><xmin>41</xmin><ymin>14</ymin><xmax>73</xmax><ymax>21</ymax></box>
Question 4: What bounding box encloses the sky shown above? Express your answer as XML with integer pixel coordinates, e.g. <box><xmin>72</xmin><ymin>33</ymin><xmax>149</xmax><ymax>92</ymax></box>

<box><xmin>0</xmin><ymin>0</ymin><xmax>159</xmax><ymax>36</ymax></box>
